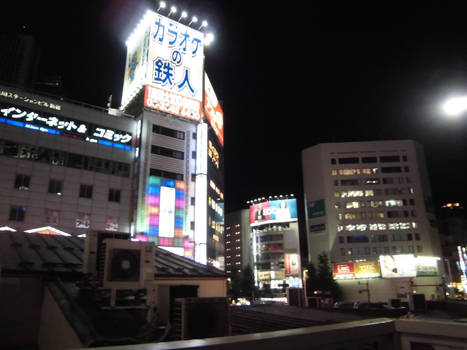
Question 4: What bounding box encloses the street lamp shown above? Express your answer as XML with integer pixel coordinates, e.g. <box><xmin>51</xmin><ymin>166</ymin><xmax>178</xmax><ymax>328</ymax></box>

<box><xmin>442</xmin><ymin>95</ymin><xmax>467</xmax><ymax>117</ymax></box>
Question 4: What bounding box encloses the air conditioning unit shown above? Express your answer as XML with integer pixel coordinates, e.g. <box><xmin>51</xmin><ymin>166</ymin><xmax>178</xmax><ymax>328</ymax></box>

<box><xmin>83</xmin><ymin>231</ymin><xmax>131</xmax><ymax>276</ymax></box>
<box><xmin>102</xmin><ymin>238</ymin><xmax>155</xmax><ymax>290</ymax></box>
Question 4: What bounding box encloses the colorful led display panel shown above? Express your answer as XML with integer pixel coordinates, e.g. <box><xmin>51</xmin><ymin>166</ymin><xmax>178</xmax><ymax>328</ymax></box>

<box><xmin>250</xmin><ymin>199</ymin><xmax>298</xmax><ymax>226</ymax></box>
<box><xmin>137</xmin><ymin>176</ymin><xmax>193</xmax><ymax>258</ymax></box>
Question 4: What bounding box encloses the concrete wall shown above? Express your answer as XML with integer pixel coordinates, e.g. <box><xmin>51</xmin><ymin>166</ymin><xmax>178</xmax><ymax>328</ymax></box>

<box><xmin>0</xmin><ymin>276</ymin><xmax>43</xmax><ymax>349</ymax></box>
<box><xmin>37</xmin><ymin>287</ymin><xmax>83</xmax><ymax>350</ymax></box>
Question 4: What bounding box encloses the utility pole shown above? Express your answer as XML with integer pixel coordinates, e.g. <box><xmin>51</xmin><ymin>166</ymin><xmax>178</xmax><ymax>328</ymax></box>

<box><xmin>358</xmin><ymin>280</ymin><xmax>370</xmax><ymax>303</ymax></box>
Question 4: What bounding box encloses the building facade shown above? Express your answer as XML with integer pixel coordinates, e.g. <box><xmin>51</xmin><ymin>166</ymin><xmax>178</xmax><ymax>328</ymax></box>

<box><xmin>121</xmin><ymin>10</ymin><xmax>224</xmax><ymax>268</ymax></box>
<box><xmin>249</xmin><ymin>196</ymin><xmax>302</xmax><ymax>291</ymax></box>
<box><xmin>224</xmin><ymin>209</ymin><xmax>251</xmax><ymax>276</ymax></box>
<box><xmin>0</xmin><ymin>84</ymin><xmax>136</xmax><ymax>235</ymax></box>
<box><xmin>302</xmin><ymin>140</ymin><xmax>444</xmax><ymax>302</ymax></box>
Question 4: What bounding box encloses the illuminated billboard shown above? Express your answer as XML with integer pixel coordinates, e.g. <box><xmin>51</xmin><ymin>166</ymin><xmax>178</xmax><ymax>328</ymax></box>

<box><xmin>0</xmin><ymin>104</ymin><xmax>132</xmax><ymax>150</ymax></box>
<box><xmin>333</xmin><ymin>262</ymin><xmax>355</xmax><ymax>279</ymax></box>
<box><xmin>250</xmin><ymin>198</ymin><xmax>298</xmax><ymax>227</ymax></box>
<box><xmin>355</xmin><ymin>261</ymin><xmax>380</xmax><ymax>278</ymax></box>
<box><xmin>136</xmin><ymin>176</ymin><xmax>193</xmax><ymax>258</ymax></box>
<box><xmin>122</xmin><ymin>10</ymin><xmax>205</xmax><ymax>122</ymax></box>
<box><xmin>379</xmin><ymin>254</ymin><xmax>417</xmax><ymax>278</ymax></box>
<box><xmin>284</xmin><ymin>254</ymin><xmax>300</xmax><ymax>275</ymax></box>
<box><xmin>204</xmin><ymin>74</ymin><xmax>224</xmax><ymax>146</ymax></box>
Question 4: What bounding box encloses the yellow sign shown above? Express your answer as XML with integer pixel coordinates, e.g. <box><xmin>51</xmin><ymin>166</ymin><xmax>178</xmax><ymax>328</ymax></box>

<box><xmin>355</xmin><ymin>261</ymin><xmax>380</xmax><ymax>278</ymax></box>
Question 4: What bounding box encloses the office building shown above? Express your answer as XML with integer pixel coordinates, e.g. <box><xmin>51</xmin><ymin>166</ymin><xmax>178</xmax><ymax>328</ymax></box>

<box><xmin>302</xmin><ymin>140</ymin><xmax>444</xmax><ymax>301</ymax></box>
<box><xmin>225</xmin><ymin>209</ymin><xmax>251</xmax><ymax>275</ymax></box>
<box><xmin>249</xmin><ymin>196</ymin><xmax>302</xmax><ymax>292</ymax></box>
<box><xmin>0</xmin><ymin>84</ymin><xmax>136</xmax><ymax>235</ymax></box>
<box><xmin>120</xmin><ymin>10</ymin><xmax>224</xmax><ymax>268</ymax></box>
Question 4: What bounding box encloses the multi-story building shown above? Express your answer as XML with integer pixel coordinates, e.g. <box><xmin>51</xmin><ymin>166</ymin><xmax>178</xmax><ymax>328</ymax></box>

<box><xmin>120</xmin><ymin>9</ymin><xmax>224</xmax><ymax>268</ymax></box>
<box><xmin>302</xmin><ymin>140</ymin><xmax>444</xmax><ymax>302</ymax></box>
<box><xmin>224</xmin><ymin>209</ymin><xmax>251</xmax><ymax>275</ymax></box>
<box><xmin>249</xmin><ymin>196</ymin><xmax>302</xmax><ymax>292</ymax></box>
<box><xmin>0</xmin><ymin>84</ymin><xmax>136</xmax><ymax>235</ymax></box>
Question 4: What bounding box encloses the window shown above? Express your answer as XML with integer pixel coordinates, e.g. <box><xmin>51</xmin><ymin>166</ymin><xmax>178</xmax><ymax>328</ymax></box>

<box><xmin>9</xmin><ymin>206</ymin><xmax>25</xmax><ymax>221</ymax></box>
<box><xmin>362</xmin><ymin>156</ymin><xmax>377</xmax><ymax>163</ymax></box>
<box><xmin>338</xmin><ymin>157</ymin><xmax>359</xmax><ymax>164</ymax></box>
<box><xmin>48</xmin><ymin>179</ymin><xmax>63</xmax><ymax>195</ymax></box>
<box><xmin>152</xmin><ymin>124</ymin><xmax>185</xmax><ymax>140</ymax></box>
<box><xmin>76</xmin><ymin>213</ymin><xmax>90</xmax><ymax>228</ymax></box>
<box><xmin>79</xmin><ymin>184</ymin><xmax>93</xmax><ymax>199</ymax></box>
<box><xmin>192</xmin><ymin>151</ymin><xmax>196</xmax><ymax>159</ymax></box>
<box><xmin>45</xmin><ymin>208</ymin><xmax>60</xmax><ymax>225</ymax></box>
<box><xmin>415</xmin><ymin>233</ymin><xmax>420</xmax><ymax>240</ymax></box>
<box><xmin>380</xmin><ymin>155</ymin><xmax>400</xmax><ymax>162</ymax></box>
<box><xmin>365</xmin><ymin>178</ymin><xmax>380</xmax><ymax>185</ymax></box>
<box><xmin>108</xmin><ymin>189</ymin><xmax>121</xmax><ymax>202</ymax></box>
<box><xmin>347</xmin><ymin>235</ymin><xmax>369</xmax><ymax>243</ymax></box>
<box><xmin>151</xmin><ymin>145</ymin><xmax>184</xmax><ymax>160</ymax></box>
<box><xmin>150</xmin><ymin>168</ymin><xmax>184</xmax><ymax>181</ymax></box>
<box><xmin>381</xmin><ymin>166</ymin><xmax>402</xmax><ymax>173</ymax></box>
<box><xmin>341</xmin><ymin>179</ymin><xmax>360</xmax><ymax>186</ymax></box>
<box><xmin>14</xmin><ymin>174</ymin><xmax>30</xmax><ymax>190</ymax></box>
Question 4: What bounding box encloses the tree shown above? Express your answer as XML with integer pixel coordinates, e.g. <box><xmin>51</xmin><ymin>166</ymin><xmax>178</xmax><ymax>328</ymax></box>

<box><xmin>305</xmin><ymin>261</ymin><xmax>320</xmax><ymax>296</ymax></box>
<box><xmin>317</xmin><ymin>252</ymin><xmax>343</xmax><ymax>301</ymax></box>
<box><xmin>228</xmin><ymin>269</ymin><xmax>241</xmax><ymax>301</ymax></box>
<box><xmin>240</xmin><ymin>265</ymin><xmax>256</xmax><ymax>301</ymax></box>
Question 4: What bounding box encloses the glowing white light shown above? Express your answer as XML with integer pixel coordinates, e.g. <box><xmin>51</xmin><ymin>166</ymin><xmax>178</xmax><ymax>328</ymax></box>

<box><xmin>168</xmin><ymin>6</ymin><xmax>177</xmax><ymax>16</ymax></box>
<box><xmin>199</xmin><ymin>20</ymin><xmax>208</xmax><ymax>30</ymax></box>
<box><xmin>0</xmin><ymin>226</ymin><xmax>16</xmax><ymax>232</ymax></box>
<box><xmin>204</xmin><ymin>33</ymin><xmax>214</xmax><ymax>46</ymax></box>
<box><xmin>25</xmin><ymin>226</ymin><xmax>71</xmax><ymax>236</ymax></box>
<box><xmin>179</xmin><ymin>11</ymin><xmax>188</xmax><ymax>21</ymax></box>
<box><xmin>442</xmin><ymin>95</ymin><xmax>467</xmax><ymax>117</ymax></box>
<box><xmin>157</xmin><ymin>1</ymin><xmax>166</xmax><ymax>11</ymax></box>
<box><xmin>189</xmin><ymin>16</ymin><xmax>198</xmax><ymax>26</ymax></box>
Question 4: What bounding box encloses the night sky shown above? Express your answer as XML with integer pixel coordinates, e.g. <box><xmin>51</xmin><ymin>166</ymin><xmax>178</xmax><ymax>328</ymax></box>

<box><xmin>3</xmin><ymin>1</ymin><xmax>467</xmax><ymax>215</ymax></box>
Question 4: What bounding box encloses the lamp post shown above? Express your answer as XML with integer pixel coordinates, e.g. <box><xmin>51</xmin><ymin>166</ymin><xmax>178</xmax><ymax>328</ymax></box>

<box><xmin>442</xmin><ymin>95</ymin><xmax>467</xmax><ymax>117</ymax></box>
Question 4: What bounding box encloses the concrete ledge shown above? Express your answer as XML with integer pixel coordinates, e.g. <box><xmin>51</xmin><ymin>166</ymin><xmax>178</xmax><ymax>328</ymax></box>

<box><xmin>84</xmin><ymin>318</ymin><xmax>395</xmax><ymax>350</ymax></box>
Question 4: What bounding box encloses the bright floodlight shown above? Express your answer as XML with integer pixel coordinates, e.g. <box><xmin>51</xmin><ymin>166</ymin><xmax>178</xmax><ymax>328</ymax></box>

<box><xmin>199</xmin><ymin>20</ymin><xmax>208</xmax><ymax>30</ymax></box>
<box><xmin>442</xmin><ymin>95</ymin><xmax>467</xmax><ymax>117</ymax></box>
<box><xmin>157</xmin><ymin>1</ymin><xmax>166</xmax><ymax>11</ymax></box>
<box><xmin>204</xmin><ymin>33</ymin><xmax>214</xmax><ymax>46</ymax></box>
<box><xmin>168</xmin><ymin>6</ymin><xmax>177</xmax><ymax>16</ymax></box>
<box><xmin>189</xmin><ymin>16</ymin><xmax>198</xmax><ymax>26</ymax></box>
<box><xmin>178</xmin><ymin>11</ymin><xmax>188</xmax><ymax>21</ymax></box>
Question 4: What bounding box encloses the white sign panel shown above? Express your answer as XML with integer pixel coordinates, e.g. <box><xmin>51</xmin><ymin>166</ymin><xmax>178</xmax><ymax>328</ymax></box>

<box><xmin>159</xmin><ymin>186</ymin><xmax>175</xmax><ymax>237</ymax></box>
<box><xmin>145</xmin><ymin>11</ymin><xmax>204</xmax><ymax>121</ymax></box>
<box><xmin>380</xmin><ymin>254</ymin><xmax>417</xmax><ymax>278</ymax></box>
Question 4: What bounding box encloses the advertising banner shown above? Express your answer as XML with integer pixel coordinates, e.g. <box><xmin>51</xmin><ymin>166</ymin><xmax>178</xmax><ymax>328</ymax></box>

<box><xmin>284</xmin><ymin>253</ymin><xmax>300</xmax><ymax>275</ymax></box>
<box><xmin>355</xmin><ymin>261</ymin><xmax>380</xmax><ymax>278</ymax></box>
<box><xmin>415</xmin><ymin>256</ymin><xmax>439</xmax><ymax>276</ymax></box>
<box><xmin>333</xmin><ymin>262</ymin><xmax>355</xmax><ymax>279</ymax></box>
<box><xmin>379</xmin><ymin>254</ymin><xmax>417</xmax><ymax>278</ymax></box>
<box><xmin>144</xmin><ymin>12</ymin><xmax>204</xmax><ymax>121</ymax></box>
<box><xmin>204</xmin><ymin>74</ymin><xmax>224</xmax><ymax>146</ymax></box>
<box><xmin>250</xmin><ymin>199</ymin><xmax>298</xmax><ymax>226</ymax></box>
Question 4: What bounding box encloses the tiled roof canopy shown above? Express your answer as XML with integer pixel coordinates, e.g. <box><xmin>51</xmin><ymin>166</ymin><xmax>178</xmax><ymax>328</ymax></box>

<box><xmin>0</xmin><ymin>232</ymin><xmax>224</xmax><ymax>278</ymax></box>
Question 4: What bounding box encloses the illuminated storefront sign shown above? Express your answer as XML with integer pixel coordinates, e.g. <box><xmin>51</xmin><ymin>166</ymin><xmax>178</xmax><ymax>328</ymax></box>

<box><xmin>204</xmin><ymin>74</ymin><xmax>224</xmax><ymax>146</ymax></box>
<box><xmin>415</xmin><ymin>256</ymin><xmax>439</xmax><ymax>276</ymax></box>
<box><xmin>379</xmin><ymin>254</ymin><xmax>417</xmax><ymax>278</ymax></box>
<box><xmin>333</xmin><ymin>262</ymin><xmax>355</xmax><ymax>279</ymax></box>
<box><xmin>250</xmin><ymin>199</ymin><xmax>298</xmax><ymax>227</ymax></box>
<box><xmin>208</xmin><ymin>140</ymin><xmax>220</xmax><ymax>168</ymax></box>
<box><xmin>0</xmin><ymin>89</ymin><xmax>61</xmax><ymax>110</ymax></box>
<box><xmin>136</xmin><ymin>176</ymin><xmax>192</xmax><ymax>258</ymax></box>
<box><xmin>144</xmin><ymin>84</ymin><xmax>202</xmax><ymax>121</ymax></box>
<box><xmin>355</xmin><ymin>261</ymin><xmax>380</xmax><ymax>278</ymax></box>
<box><xmin>0</xmin><ymin>104</ymin><xmax>132</xmax><ymax>150</ymax></box>
<box><xmin>124</xmin><ymin>10</ymin><xmax>205</xmax><ymax>122</ymax></box>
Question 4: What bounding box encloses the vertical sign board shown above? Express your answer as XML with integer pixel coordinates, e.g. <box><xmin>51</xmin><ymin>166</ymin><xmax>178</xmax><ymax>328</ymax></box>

<box><xmin>145</xmin><ymin>11</ymin><xmax>204</xmax><ymax>121</ymax></box>
<box><xmin>204</xmin><ymin>74</ymin><xmax>224</xmax><ymax>146</ymax></box>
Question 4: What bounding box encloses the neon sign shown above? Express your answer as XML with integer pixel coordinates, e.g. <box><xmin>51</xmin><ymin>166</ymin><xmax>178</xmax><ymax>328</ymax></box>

<box><xmin>0</xmin><ymin>104</ymin><xmax>132</xmax><ymax>150</ymax></box>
